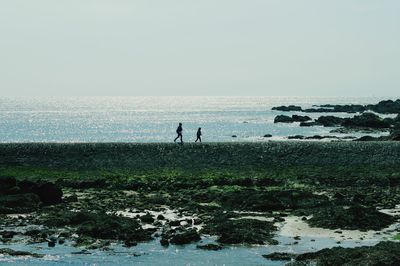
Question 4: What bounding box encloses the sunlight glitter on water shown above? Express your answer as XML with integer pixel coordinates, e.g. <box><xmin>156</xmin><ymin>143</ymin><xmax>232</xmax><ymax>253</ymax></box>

<box><xmin>0</xmin><ymin>96</ymin><xmax>391</xmax><ymax>143</ymax></box>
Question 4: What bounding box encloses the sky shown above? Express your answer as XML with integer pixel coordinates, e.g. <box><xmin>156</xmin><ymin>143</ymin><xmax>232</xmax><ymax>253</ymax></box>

<box><xmin>0</xmin><ymin>0</ymin><xmax>399</xmax><ymax>97</ymax></box>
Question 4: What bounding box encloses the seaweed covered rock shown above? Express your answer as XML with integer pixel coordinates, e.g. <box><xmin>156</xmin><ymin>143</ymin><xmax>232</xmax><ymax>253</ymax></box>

<box><xmin>140</xmin><ymin>213</ymin><xmax>155</xmax><ymax>224</ymax></box>
<box><xmin>307</xmin><ymin>205</ymin><xmax>395</xmax><ymax>230</ymax></box>
<box><xmin>0</xmin><ymin>177</ymin><xmax>17</xmax><ymax>194</ymax></box>
<box><xmin>0</xmin><ymin>179</ymin><xmax>63</xmax><ymax>208</ymax></box>
<box><xmin>293</xmin><ymin>241</ymin><xmax>400</xmax><ymax>266</ymax></box>
<box><xmin>202</xmin><ymin>217</ymin><xmax>277</xmax><ymax>245</ymax></box>
<box><xmin>217</xmin><ymin>188</ymin><xmax>329</xmax><ymax>211</ymax></box>
<box><xmin>169</xmin><ymin>229</ymin><xmax>201</xmax><ymax>245</ymax></box>
<box><xmin>0</xmin><ymin>193</ymin><xmax>41</xmax><ymax>214</ymax></box>
<box><xmin>34</xmin><ymin>182</ymin><xmax>63</xmax><ymax>205</ymax></box>
<box><xmin>0</xmin><ymin>248</ymin><xmax>44</xmax><ymax>258</ymax></box>
<box><xmin>42</xmin><ymin>211</ymin><xmax>152</xmax><ymax>242</ymax></box>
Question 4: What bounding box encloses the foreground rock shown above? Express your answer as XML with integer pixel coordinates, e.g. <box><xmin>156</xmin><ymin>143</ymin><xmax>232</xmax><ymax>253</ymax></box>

<box><xmin>202</xmin><ymin>217</ymin><xmax>277</xmax><ymax>245</ymax></box>
<box><xmin>0</xmin><ymin>248</ymin><xmax>44</xmax><ymax>258</ymax></box>
<box><xmin>0</xmin><ymin>177</ymin><xmax>63</xmax><ymax>213</ymax></box>
<box><xmin>41</xmin><ymin>211</ymin><xmax>153</xmax><ymax>244</ymax></box>
<box><xmin>0</xmin><ymin>193</ymin><xmax>41</xmax><ymax>214</ymax></box>
<box><xmin>307</xmin><ymin>205</ymin><xmax>395</xmax><ymax>231</ymax></box>
<box><xmin>169</xmin><ymin>229</ymin><xmax>201</xmax><ymax>245</ymax></box>
<box><xmin>283</xmin><ymin>241</ymin><xmax>400</xmax><ymax>265</ymax></box>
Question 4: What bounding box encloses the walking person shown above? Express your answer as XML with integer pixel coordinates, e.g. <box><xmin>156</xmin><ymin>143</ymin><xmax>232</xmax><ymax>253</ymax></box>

<box><xmin>174</xmin><ymin>123</ymin><xmax>183</xmax><ymax>143</ymax></box>
<box><xmin>195</xmin><ymin>127</ymin><xmax>202</xmax><ymax>143</ymax></box>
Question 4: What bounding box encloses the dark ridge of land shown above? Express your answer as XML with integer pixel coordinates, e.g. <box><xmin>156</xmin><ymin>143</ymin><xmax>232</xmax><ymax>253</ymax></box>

<box><xmin>1</xmin><ymin>142</ymin><xmax>400</xmax><ymax>171</ymax></box>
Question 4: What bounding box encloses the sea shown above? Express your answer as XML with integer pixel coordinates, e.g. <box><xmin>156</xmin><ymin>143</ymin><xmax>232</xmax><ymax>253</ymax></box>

<box><xmin>0</xmin><ymin>96</ymin><xmax>394</xmax><ymax>143</ymax></box>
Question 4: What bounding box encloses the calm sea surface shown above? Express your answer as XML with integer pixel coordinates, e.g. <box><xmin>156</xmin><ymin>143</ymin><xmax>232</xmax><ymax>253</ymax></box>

<box><xmin>0</xmin><ymin>96</ymin><xmax>392</xmax><ymax>143</ymax></box>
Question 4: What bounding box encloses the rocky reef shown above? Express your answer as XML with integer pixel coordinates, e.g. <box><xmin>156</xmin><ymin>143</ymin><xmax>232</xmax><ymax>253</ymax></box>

<box><xmin>272</xmin><ymin>99</ymin><xmax>400</xmax><ymax>114</ymax></box>
<box><xmin>0</xmin><ymin>143</ymin><xmax>400</xmax><ymax>262</ymax></box>
<box><xmin>272</xmin><ymin>99</ymin><xmax>400</xmax><ymax>141</ymax></box>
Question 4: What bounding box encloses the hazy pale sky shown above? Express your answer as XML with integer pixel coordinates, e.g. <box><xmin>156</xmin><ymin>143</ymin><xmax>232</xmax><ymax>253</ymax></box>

<box><xmin>0</xmin><ymin>0</ymin><xmax>399</xmax><ymax>96</ymax></box>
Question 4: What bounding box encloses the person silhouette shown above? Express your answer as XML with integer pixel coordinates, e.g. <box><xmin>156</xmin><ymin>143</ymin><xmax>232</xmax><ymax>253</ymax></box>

<box><xmin>174</xmin><ymin>123</ymin><xmax>183</xmax><ymax>143</ymax></box>
<box><xmin>195</xmin><ymin>127</ymin><xmax>202</xmax><ymax>142</ymax></box>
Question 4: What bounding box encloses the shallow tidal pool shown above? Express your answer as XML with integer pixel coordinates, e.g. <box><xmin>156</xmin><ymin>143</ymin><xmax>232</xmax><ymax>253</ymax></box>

<box><xmin>0</xmin><ymin>233</ymin><xmax>389</xmax><ymax>266</ymax></box>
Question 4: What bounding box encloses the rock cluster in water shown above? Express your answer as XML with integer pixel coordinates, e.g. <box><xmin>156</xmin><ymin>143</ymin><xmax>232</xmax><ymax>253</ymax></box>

<box><xmin>273</xmin><ymin>99</ymin><xmax>400</xmax><ymax>114</ymax></box>
<box><xmin>272</xmin><ymin>99</ymin><xmax>400</xmax><ymax>141</ymax></box>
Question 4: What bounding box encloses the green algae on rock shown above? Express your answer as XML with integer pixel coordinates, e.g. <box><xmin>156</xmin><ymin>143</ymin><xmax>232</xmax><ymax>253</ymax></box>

<box><xmin>307</xmin><ymin>205</ymin><xmax>395</xmax><ymax>231</ymax></box>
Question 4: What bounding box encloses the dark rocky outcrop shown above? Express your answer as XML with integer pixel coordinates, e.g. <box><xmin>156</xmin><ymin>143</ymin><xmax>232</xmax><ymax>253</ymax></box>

<box><xmin>160</xmin><ymin>237</ymin><xmax>169</xmax><ymax>246</ymax></box>
<box><xmin>0</xmin><ymin>177</ymin><xmax>17</xmax><ymax>194</ymax></box>
<box><xmin>262</xmin><ymin>252</ymin><xmax>296</xmax><ymax>261</ymax></box>
<box><xmin>288</xmin><ymin>135</ymin><xmax>305</xmax><ymax>139</ymax></box>
<box><xmin>292</xmin><ymin>115</ymin><xmax>312</xmax><ymax>122</ymax></box>
<box><xmin>0</xmin><ymin>248</ymin><xmax>44</xmax><ymax>258</ymax></box>
<box><xmin>274</xmin><ymin>115</ymin><xmax>294</xmax><ymax>123</ymax></box>
<box><xmin>315</xmin><ymin>116</ymin><xmax>345</xmax><ymax>127</ymax></box>
<box><xmin>301</xmin><ymin>113</ymin><xmax>393</xmax><ymax>133</ymax></box>
<box><xmin>169</xmin><ymin>229</ymin><xmax>201</xmax><ymax>245</ymax></box>
<box><xmin>0</xmin><ymin>177</ymin><xmax>63</xmax><ymax>213</ymax></box>
<box><xmin>272</xmin><ymin>105</ymin><xmax>302</xmax><ymax>112</ymax></box>
<box><xmin>367</xmin><ymin>99</ymin><xmax>400</xmax><ymax>114</ymax></box>
<box><xmin>273</xmin><ymin>99</ymin><xmax>400</xmax><ymax>114</ymax></box>
<box><xmin>305</xmin><ymin>135</ymin><xmax>338</xmax><ymax>140</ymax></box>
<box><xmin>303</xmin><ymin>104</ymin><xmax>366</xmax><ymax>113</ymax></box>
<box><xmin>42</xmin><ymin>211</ymin><xmax>152</xmax><ymax>243</ymax></box>
<box><xmin>274</xmin><ymin>115</ymin><xmax>311</xmax><ymax>123</ymax></box>
<box><xmin>291</xmin><ymin>241</ymin><xmax>400</xmax><ymax>266</ymax></box>
<box><xmin>34</xmin><ymin>183</ymin><xmax>63</xmax><ymax>205</ymax></box>
<box><xmin>202</xmin><ymin>217</ymin><xmax>277</xmax><ymax>245</ymax></box>
<box><xmin>0</xmin><ymin>193</ymin><xmax>41</xmax><ymax>214</ymax></box>
<box><xmin>342</xmin><ymin>112</ymin><xmax>392</xmax><ymax>129</ymax></box>
<box><xmin>307</xmin><ymin>205</ymin><xmax>395</xmax><ymax>231</ymax></box>
<box><xmin>140</xmin><ymin>213</ymin><xmax>155</xmax><ymax>224</ymax></box>
<box><xmin>355</xmin><ymin>136</ymin><xmax>382</xmax><ymax>141</ymax></box>
<box><xmin>205</xmin><ymin>188</ymin><xmax>330</xmax><ymax>212</ymax></box>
